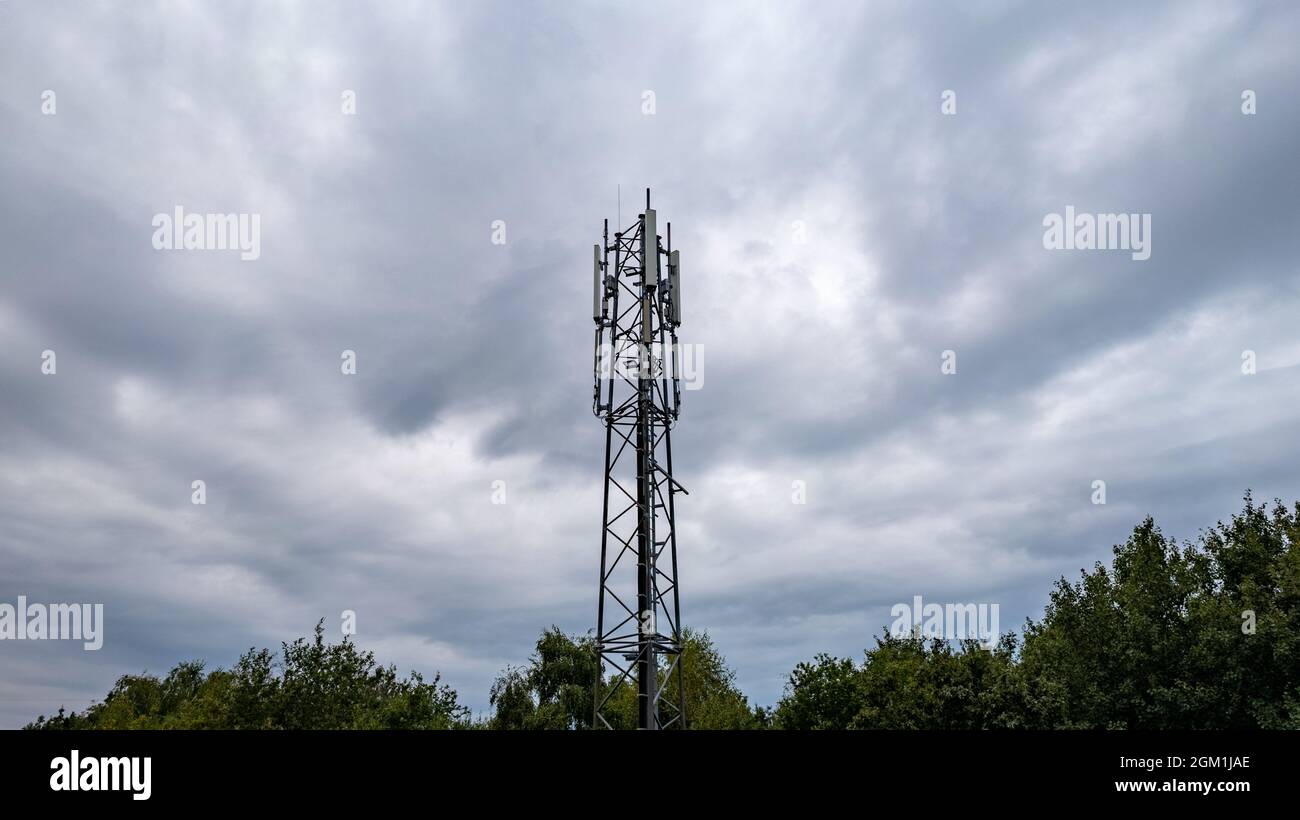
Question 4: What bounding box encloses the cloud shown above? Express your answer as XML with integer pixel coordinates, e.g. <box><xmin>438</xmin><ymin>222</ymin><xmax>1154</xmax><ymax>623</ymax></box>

<box><xmin>2</xmin><ymin>0</ymin><xmax>1299</xmax><ymax>725</ymax></box>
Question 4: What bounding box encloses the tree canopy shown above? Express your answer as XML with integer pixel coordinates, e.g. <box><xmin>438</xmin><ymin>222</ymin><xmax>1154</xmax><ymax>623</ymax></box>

<box><xmin>773</xmin><ymin>493</ymin><xmax>1300</xmax><ymax>729</ymax></box>
<box><xmin>488</xmin><ymin>626</ymin><xmax>764</xmax><ymax>729</ymax></box>
<box><xmin>28</xmin><ymin>494</ymin><xmax>1300</xmax><ymax>730</ymax></box>
<box><xmin>26</xmin><ymin>620</ymin><xmax>468</xmax><ymax>730</ymax></box>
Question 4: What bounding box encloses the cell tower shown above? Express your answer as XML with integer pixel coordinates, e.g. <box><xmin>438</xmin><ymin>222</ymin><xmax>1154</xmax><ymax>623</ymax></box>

<box><xmin>591</xmin><ymin>188</ymin><xmax>687</xmax><ymax>729</ymax></box>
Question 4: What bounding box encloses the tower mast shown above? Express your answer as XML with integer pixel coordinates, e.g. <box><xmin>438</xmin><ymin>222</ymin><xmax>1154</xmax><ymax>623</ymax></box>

<box><xmin>591</xmin><ymin>188</ymin><xmax>687</xmax><ymax>729</ymax></box>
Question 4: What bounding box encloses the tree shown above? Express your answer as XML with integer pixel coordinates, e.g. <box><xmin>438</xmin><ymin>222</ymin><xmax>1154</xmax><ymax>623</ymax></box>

<box><xmin>488</xmin><ymin>627</ymin><xmax>599</xmax><ymax>729</ymax></box>
<box><xmin>677</xmin><ymin>628</ymin><xmax>764</xmax><ymax>729</ymax></box>
<box><xmin>595</xmin><ymin>628</ymin><xmax>763</xmax><ymax>729</ymax></box>
<box><xmin>493</xmin><ymin>626</ymin><xmax>761</xmax><ymax>729</ymax></box>
<box><xmin>26</xmin><ymin>620</ymin><xmax>468</xmax><ymax>730</ymax></box>
<box><xmin>1020</xmin><ymin>494</ymin><xmax>1300</xmax><ymax>728</ymax></box>
<box><xmin>773</xmin><ymin>634</ymin><xmax>1028</xmax><ymax>729</ymax></box>
<box><xmin>29</xmin><ymin>493</ymin><xmax>1300</xmax><ymax>731</ymax></box>
<box><xmin>774</xmin><ymin>494</ymin><xmax>1300</xmax><ymax>729</ymax></box>
<box><xmin>773</xmin><ymin>653</ymin><xmax>863</xmax><ymax>730</ymax></box>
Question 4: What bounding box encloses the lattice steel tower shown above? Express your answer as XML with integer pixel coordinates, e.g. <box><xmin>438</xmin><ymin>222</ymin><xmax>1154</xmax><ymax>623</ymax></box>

<box><xmin>591</xmin><ymin>189</ymin><xmax>687</xmax><ymax>729</ymax></box>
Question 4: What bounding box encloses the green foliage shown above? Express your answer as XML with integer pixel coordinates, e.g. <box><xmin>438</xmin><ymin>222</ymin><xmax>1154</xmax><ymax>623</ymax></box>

<box><xmin>773</xmin><ymin>653</ymin><xmax>863</xmax><ymax>730</ymax></box>
<box><xmin>677</xmin><ymin>628</ymin><xmax>764</xmax><ymax>729</ymax></box>
<box><xmin>493</xmin><ymin>626</ymin><xmax>762</xmax><ymax>729</ymax></box>
<box><xmin>27</xmin><ymin>494</ymin><xmax>1300</xmax><ymax>730</ymax></box>
<box><xmin>26</xmin><ymin>620</ymin><xmax>468</xmax><ymax>730</ymax></box>
<box><xmin>1020</xmin><ymin>493</ymin><xmax>1300</xmax><ymax>729</ymax></box>
<box><xmin>774</xmin><ymin>493</ymin><xmax>1300</xmax><ymax>729</ymax></box>
<box><xmin>489</xmin><ymin>626</ymin><xmax>599</xmax><ymax>729</ymax></box>
<box><xmin>774</xmin><ymin>634</ymin><xmax>1030</xmax><ymax>729</ymax></box>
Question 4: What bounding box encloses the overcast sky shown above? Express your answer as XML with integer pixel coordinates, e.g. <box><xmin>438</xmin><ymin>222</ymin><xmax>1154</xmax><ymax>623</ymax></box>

<box><xmin>2</xmin><ymin>0</ymin><xmax>1300</xmax><ymax>727</ymax></box>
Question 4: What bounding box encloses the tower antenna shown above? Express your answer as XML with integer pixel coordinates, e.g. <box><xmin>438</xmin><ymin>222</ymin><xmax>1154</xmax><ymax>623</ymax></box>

<box><xmin>590</xmin><ymin>187</ymin><xmax>687</xmax><ymax>729</ymax></box>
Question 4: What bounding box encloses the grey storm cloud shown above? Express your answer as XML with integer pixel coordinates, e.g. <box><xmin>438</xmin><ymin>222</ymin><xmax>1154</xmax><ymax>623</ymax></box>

<box><xmin>2</xmin><ymin>0</ymin><xmax>1300</xmax><ymax>726</ymax></box>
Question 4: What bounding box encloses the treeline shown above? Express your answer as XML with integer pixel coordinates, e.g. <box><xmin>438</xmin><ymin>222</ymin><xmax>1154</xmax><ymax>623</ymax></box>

<box><xmin>27</xmin><ymin>622</ymin><xmax>468</xmax><ymax>729</ymax></box>
<box><xmin>27</xmin><ymin>494</ymin><xmax>1300</xmax><ymax>730</ymax></box>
